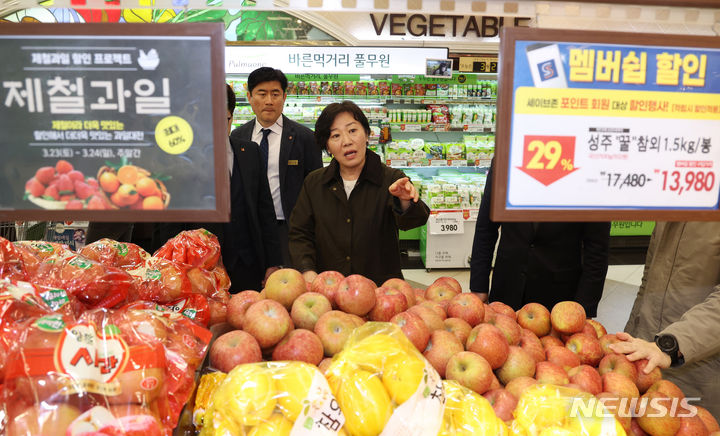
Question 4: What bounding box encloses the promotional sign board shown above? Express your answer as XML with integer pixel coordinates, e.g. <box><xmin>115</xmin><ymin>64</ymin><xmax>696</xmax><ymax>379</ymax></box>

<box><xmin>225</xmin><ymin>46</ymin><xmax>448</xmax><ymax>75</ymax></box>
<box><xmin>492</xmin><ymin>28</ymin><xmax>720</xmax><ymax>221</ymax></box>
<box><xmin>0</xmin><ymin>23</ymin><xmax>228</xmax><ymax>222</ymax></box>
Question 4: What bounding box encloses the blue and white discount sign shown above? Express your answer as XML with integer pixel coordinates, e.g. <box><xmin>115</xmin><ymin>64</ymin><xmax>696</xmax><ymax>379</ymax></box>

<box><xmin>492</xmin><ymin>28</ymin><xmax>720</xmax><ymax>221</ymax></box>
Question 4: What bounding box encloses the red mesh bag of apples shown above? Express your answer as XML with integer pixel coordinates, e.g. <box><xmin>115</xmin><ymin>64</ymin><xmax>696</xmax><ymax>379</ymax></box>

<box><xmin>1</xmin><ymin>305</ymin><xmax>211</xmax><ymax>436</ymax></box>
<box><xmin>12</xmin><ymin>240</ymin><xmax>75</xmax><ymax>277</ymax></box>
<box><xmin>136</xmin><ymin>229</ymin><xmax>230</xmax><ymax>326</ymax></box>
<box><xmin>29</xmin><ymin>254</ymin><xmax>134</xmax><ymax>310</ymax></box>
<box><xmin>79</xmin><ymin>238</ymin><xmax>150</xmax><ymax>272</ymax></box>
<box><xmin>0</xmin><ymin>237</ymin><xmax>29</xmax><ymax>282</ymax></box>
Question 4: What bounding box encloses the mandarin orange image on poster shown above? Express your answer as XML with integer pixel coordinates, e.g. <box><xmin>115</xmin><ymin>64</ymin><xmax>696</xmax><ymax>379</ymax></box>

<box><xmin>97</xmin><ymin>159</ymin><xmax>171</xmax><ymax>210</ymax></box>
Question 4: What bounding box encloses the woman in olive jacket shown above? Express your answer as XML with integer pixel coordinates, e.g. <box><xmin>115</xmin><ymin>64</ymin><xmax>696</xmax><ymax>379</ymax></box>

<box><xmin>289</xmin><ymin>101</ymin><xmax>430</xmax><ymax>286</ymax></box>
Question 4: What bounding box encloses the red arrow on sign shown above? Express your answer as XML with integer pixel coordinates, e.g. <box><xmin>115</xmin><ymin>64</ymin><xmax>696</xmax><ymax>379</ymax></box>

<box><xmin>517</xmin><ymin>135</ymin><xmax>579</xmax><ymax>186</ymax></box>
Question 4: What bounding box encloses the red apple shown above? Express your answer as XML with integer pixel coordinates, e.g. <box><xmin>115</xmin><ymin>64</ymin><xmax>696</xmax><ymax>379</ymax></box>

<box><xmin>596</xmin><ymin>392</ymin><xmax>632</xmax><ymax>432</ymax></box>
<box><xmin>636</xmin><ymin>391</ymin><xmax>681</xmax><ymax>436</ymax></box>
<box><xmin>290</xmin><ymin>292</ymin><xmax>332</xmax><ymax>331</ymax></box>
<box><xmin>540</xmin><ymin>335</ymin><xmax>565</xmax><ymax>349</ymax></box>
<box><xmin>697</xmin><ymin>406</ymin><xmax>720</xmax><ymax>432</ymax></box>
<box><xmin>424</xmin><ymin>278</ymin><xmax>460</xmax><ymax>303</ymax></box>
<box><xmin>647</xmin><ymin>379</ymin><xmax>685</xmax><ymax>400</ymax></box>
<box><xmin>483</xmin><ymin>305</ymin><xmax>498</xmax><ymax>323</ymax></box>
<box><xmin>598</xmin><ymin>353</ymin><xmax>638</xmax><ymax>383</ymax></box>
<box><xmin>272</xmin><ymin>328</ymin><xmax>324</xmax><ymax>365</ymax></box>
<box><xmin>335</xmin><ymin>274</ymin><xmax>376</xmax><ymax>316</ymax></box>
<box><xmin>407</xmin><ymin>305</ymin><xmax>444</xmax><ymax>331</ymax></box>
<box><xmin>243</xmin><ymin>299</ymin><xmax>293</xmax><ymax>349</ymax></box>
<box><xmin>634</xmin><ymin>359</ymin><xmax>663</xmax><ymax>394</ymax></box>
<box><xmin>488</xmin><ymin>301</ymin><xmax>516</xmax><ymax>320</ymax></box>
<box><xmin>496</xmin><ymin>345</ymin><xmax>536</xmax><ymax>385</ymax></box>
<box><xmin>676</xmin><ymin>415</ymin><xmax>711</xmax><ymax>436</ymax></box>
<box><xmin>413</xmin><ymin>288</ymin><xmax>426</xmax><ymax>303</ymax></box>
<box><xmin>369</xmin><ymin>287</ymin><xmax>408</xmax><ymax>322</ymax></box>
<box><xmin>545</xmin><ymin>345</ymin><xmax>581</xmax><ymax>372</ymax></box>
<box><xmin>264</xmin><ymin>268</ymin><xmax>306</xmax><ymax>310</ymax></box>
<box><xmin>519</xmin><ymin>328</ymin><xmax>545</xmax><ymax>363</ymax></box>
<box><xmin>419</xmin><ymin>300</ymin><xmax>447</xmax><ymax>320</ymax></box>
<box><xmin>568</xmin><ymin>365</ymin><xmax>603</xmax><ymax>395</ymax></box>
<box><xmin>318</xmin><ymin>357</ymin><xmax>332</xmax><ymax>374</ymax></box>
<box><xmin>516</xmin><ymin>302</ymin><xmax>551</xmax><ymax>337</ymax></box>
<box><xmin>445</xmin><ymin>351</ymin><xmax>493</xmax><ymax>395</ymax></box>
<box><xmin>443</xmin><ymin>317</ymin><xmax>472</xmax><ymax>344</ymax></box>
<box><xmin>586</xmin><ymin>319</ymin><xmax>607</xmax><ymax>339</ymax></box>
<box><xmin>382</xmin><ymin>278</ymin><xmax>415</xmax><ymax>307</ymax></box>
<box><xmin>310</xmin><ymin>271</ymin><xmax>344</xmax><ymax>307</ymax></box>
<box><xmin>346</xmin><ymin>313</ymin><xmax>365</xmax><ymax>327</ymax></box>
<box><xmin>209</xmin><ymin>330</ymin><xmax>262</xmax><ymax>372</ymax></box>
<box><xmin>391</xmin><ymin>311</ymin><xmax>431</xmax><ymax>352</ymax></box>
<box><xmin>630</xmin><ymin>418</ymin><xmax>650</xmax><ymax>436</ymax></box>
<box><xmin>602</xmin><ymin>372</ymin><xmax>640</xmax><ymax>399</ymax></box>
<box><xmin>565</xmin><ymin>333</ymin><xmax>603</xmax><ymax>366</ymax></box>
<box><xmin>600</xmin><ymin>333</ymin><xmax>621</xmax><ymax>355</ymax></box>
<box><xmin>487</xmin><ymin>313</ymin><xmax>522</xmax><ymax>345</ymax></box>
<box><xmin>550</xmin><ymin>301</ymin><xmax>586</xmax><ymax>334</ymax></box>
<box><xmin>505</xmin><ymin>376</ymin><xmax>538</xmax><ymax>399</ymax></box>
<box><xmin>466</xmin><ymin>323</ymin><xmax>510</xmax><ymax>369</ymax></box>
<box><xmin>423</xmin><ymin>330</ymin><xmax>463</xmax><ymax>378</ymax></box>
<box><xmin>535</xmin><ymin>361</ymin><xmax>569</xmax><ymax>385</ymax></box>
<box><xmin>446</xmin><ymin>293</ymin><xmax>485</xmax><ymax>327</ymax></box>
<box><xmin>314</xmin><ymin>310</ymin><xmax>355</xmax><ymax>356</ymax></box>
<box><xmin>226</xmin><ymin>290</ymin><xmax>263</xmax><ymax>329</ymax></box>
<box><xmin>483</xmin><ymin>388</ymin><xmax>518</xmax><ymax>422</ymax></box>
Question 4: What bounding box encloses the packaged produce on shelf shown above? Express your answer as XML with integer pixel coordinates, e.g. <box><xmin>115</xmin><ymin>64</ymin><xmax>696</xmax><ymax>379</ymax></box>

<box><xmin>425</xmin><ymin>143</ymin><xmax>445</xmax><ymax>161</ymax></box>
<box><xmin>193</xmin><ymin>371</ymin><xmax>227</xmax><ymax>429</ymax></box>
<box><xmin>79</xmin><ymin>238</ymin><xmax>150</xmax><ymax>272</ymax></box>
<box><xmin>325</xmin><ymin>322</ymin><xmax>444</xmax><ymax>436</ymax></box>
<box><xmin>0</xmin><ymin>298</ymin><xmax>211</xmax><ymax>436</ymax></box>
<box><xmin>439</xmin><ymin>380</ymin><xmax>509</xmax><ymax>435</ymax></box>
<box><xmin>464</xmin><ymin>134</ymin><xmax>495</xmax><ymax>165</ymax></box>
<box><xmin>511</xmin><ymin>384</ymin><xmax>626</xmax><ymax>436</ymax></box>
<box><xmin>198</xmin><ymin>361</ymin><xmax>344</xmax><ymax>436</ymax></box>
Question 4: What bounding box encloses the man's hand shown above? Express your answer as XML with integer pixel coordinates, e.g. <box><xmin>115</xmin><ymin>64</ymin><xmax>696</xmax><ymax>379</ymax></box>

<box><xmin>609</xmin><ymin>332</ymin><xmax>672</xmax><ymax>373</ymax></box>
<box><xmin>302</xmin><ymin>270</ymin><xmax>318</xmax><ymax>284</ymax></box>
<box><xmin>262</xmin><ymin>266</ymin><xmax>280</xmax><ymax>287</ymax></box>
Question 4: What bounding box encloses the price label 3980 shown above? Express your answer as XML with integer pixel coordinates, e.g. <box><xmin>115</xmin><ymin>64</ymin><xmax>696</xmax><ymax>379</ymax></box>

<box><xmin>429</xmin><ymin>212</ymin><xmax>464</xmax><ymax>235</ymax></box>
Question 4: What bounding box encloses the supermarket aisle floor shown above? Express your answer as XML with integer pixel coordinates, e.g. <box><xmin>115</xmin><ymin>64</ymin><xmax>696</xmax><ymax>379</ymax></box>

<box><xmin>402</xmin><ymin>264</ymin><xmax>643</xmax><ymax>335</ymax></box>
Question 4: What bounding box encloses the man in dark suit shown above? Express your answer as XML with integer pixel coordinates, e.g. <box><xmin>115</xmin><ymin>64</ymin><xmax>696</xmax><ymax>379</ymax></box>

<box><xmin>233</xmin><ymin>67</ymin><xmax>322</xmax><ymax>265</ymax></box>
<box><xmin>469</xmin><ymin>160</ymin><xmax>610</xmax><ymax>317</ymax></box>
<box><xmin>153</xmin><ymin>85</ymin><xmax>281</xmax><ymax>292</ymax></box>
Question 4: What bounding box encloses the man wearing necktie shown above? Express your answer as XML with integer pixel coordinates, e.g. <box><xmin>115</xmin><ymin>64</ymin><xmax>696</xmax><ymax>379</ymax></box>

<box><xmin>233</xmin><ymin>67</ymin><xmax>322</xmax><ymax>265</ymax></box>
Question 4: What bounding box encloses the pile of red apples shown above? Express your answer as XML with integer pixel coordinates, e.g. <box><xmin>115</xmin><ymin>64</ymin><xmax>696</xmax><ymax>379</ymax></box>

<box><xmin>209</xmin><ymin>268</ymin><xmax>719</xmax><ymax>436</ymax></box>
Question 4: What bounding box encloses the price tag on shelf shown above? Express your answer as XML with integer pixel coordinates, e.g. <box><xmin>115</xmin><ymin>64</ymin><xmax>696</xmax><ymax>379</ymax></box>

<box><xmin>430</xmin><ymin>159</ymin><xmax>448</xmax><ymax>167</ymax></box>
<box><xmin>429</xmin><ymin>212</ymin><xmax>464</xmax><ymax>235</ymax></box>
<box><xmin>400</xmin><ymin>124</ymin><xmax>422</xmax><ymax>132</ymax></box>
<box><xmin>463</xmin><ymin>124</ymin><xmax>484</xmax><ymax>132</ymax></box>
<box><xmin>387</xmin><ymin>159</ymin><xmax>408</xmax><ymax>167</ymax></box>
<box><xmin>449</xmin><ymin>160</ymin><xmax>467</xmax><ymax>167</ymax></box>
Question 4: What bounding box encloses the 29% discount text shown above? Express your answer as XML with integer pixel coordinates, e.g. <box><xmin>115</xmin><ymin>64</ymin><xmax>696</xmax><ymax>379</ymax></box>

<box><xmin>517</xmin><ymin>136</ymin><xmax>578</xmax><ymax>186</ymax></box>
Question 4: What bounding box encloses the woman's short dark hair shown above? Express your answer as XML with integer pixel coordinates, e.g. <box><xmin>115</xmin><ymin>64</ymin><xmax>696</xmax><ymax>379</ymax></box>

<box><xmin>226</xmin><ymin>84</ymin><xmax>236</xmax><ymax>115</ymax></box>
<box><xmin>314</xmin><ymin>101</ymin><xmax>371</xmax><ymax>152</ymax></box>
<box><xmin>247</xmin><ymin>67</ymin><xmax>288</xmax><ymax>93</ymax></box>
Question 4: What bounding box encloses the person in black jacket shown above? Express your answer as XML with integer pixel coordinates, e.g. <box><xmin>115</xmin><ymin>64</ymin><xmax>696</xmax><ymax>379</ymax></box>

<box><xmin>232</xmin><ymin>67</ymin><xmax>322</xmax><ymax>265</ymax></box>
<box><xmin>153</xmin><ymin>84</ymin><xmax>281</xmax><ymax>292</ymax></box>
<box><xmin>469</xmin><ymin>160</ymin><xmax>610</xmax><ymax>317</ymax></box>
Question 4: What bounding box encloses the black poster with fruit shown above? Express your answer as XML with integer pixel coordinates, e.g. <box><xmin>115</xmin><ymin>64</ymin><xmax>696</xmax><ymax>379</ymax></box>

<box><xmin>0</xmin><ymin>23</ymin><xmax>229</xmax><ymax>222</ymax></box>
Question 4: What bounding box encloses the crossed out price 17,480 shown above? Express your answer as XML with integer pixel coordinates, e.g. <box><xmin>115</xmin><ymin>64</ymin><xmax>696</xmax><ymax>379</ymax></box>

<box><xmin>601</xmin><ymin>170</ymin><xmax>716</xmax><ymax>195</ymax></box>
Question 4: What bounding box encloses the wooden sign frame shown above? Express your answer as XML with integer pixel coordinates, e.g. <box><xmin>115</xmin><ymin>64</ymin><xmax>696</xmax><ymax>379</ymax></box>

<box><xmin>0</xmin><ymin>23</ymin><xmax>229</xmax><ymax>222</ymax></box>
<box><xmin>492</xmin><ymin>27</ymin><xmax>720</xmax><ymax>222</ymax></box>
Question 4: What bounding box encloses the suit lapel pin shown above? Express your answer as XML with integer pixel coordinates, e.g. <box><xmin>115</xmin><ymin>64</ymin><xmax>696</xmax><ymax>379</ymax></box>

<box><xmin>288</xmin><ymin>136</ymin><xmax>293</xmax><ymax>140</ymax></box>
